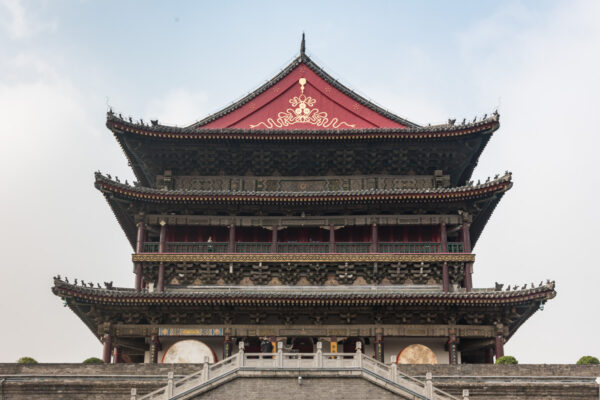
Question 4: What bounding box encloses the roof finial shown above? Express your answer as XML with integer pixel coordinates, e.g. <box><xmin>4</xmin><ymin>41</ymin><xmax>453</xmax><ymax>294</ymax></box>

<box><xmin>300</xmin><ymin>32</ymin><xmax>306</xmax><ymax>55</ymax></box>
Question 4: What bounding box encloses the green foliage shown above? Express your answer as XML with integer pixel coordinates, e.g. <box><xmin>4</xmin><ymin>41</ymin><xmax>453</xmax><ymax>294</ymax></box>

<box><xmin>576</xmin><ymin>356</ymin><xmax>599</xmax><ymax>365</ymax></box>
<box><xmin>495</xmin><ymin>355</ymin><xmax>518</xmax><ymax>365</ymax></box>
<box><xmin>17</xmin><ymin>357</ymin><xmax>38</xmax><ymax>364</ymax></box>
<box><xmin>83</xmin><ymin>357</ymin><xmax>104</xmax><ymax>364</ymax></box>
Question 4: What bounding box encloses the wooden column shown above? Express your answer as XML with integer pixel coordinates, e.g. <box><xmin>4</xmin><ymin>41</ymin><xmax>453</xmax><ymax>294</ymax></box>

<box><xmin>149</xmin><ymin>335</ymin><xmax>160</xmax><ymax>364</ymax></box>
<box><xmin>462</xmin><ymin>221</ymin><xmax>472</xmax><ymax>291</ymax></box>
<box><xmin>136</xmin><ymin>222</ymin><xmax>146</xmax><ymax>253</ymax></box>
<box><xmin>102</xmin><ymin>334</ymin><xmax>112</xmax><ymax>364</ymax></box>
<box><xmin>329</xmin><ymin>225</ymin><xmax>335</xmax><ymax>253</ymax></box>
<box><xmin>157</xmin><ymin>221</ymin><xmax>167</xmax><ymax>292</ymax></box>
<box><xmin>440</xmin><ymin>222</ymin><xmax>448</xmax><ymax>252</ymax></box>
<box><xmin>157</xmin><ymin>263</ymin><xmax>165</xmax><ymax>292</ymax></box>
<box><xmin>442</xmin><ymin>261</ymin><xmax>449</xmax><ymax>292</ymax></box>
<box><xmin>135</xmin><ymin>222</ymin><xmax>146</xmax><ymax>291</ymax></box>
<box><xmin>113</xmin><ymin>347</ymin><xmax>121</xmax><ymax>364</ymax></box>
<box><xmin>228</xmin><ymin>224</ymin><xmax>236</xmax><ymax>253</ymax></box>
<box><xmin>223</xmin><ymin>335</ymin><xmax>233</xmax><ymax>359</ymax></box>
<box><xmin>374</xmin><ymin>330</ymin><xmax>384</xmax><ymax>362</ymax></box>
<box><xmin>448</xmin><ymin>335</ymin><xmax>459</xmax><ymax>365</ymax></box>
<box><xmin>271</xmin><ymin>225</ymin><xmax>278</xmax><ymax>253</ymax></box>
<box><xmin>464</xmin><ymin>263</ymin><xmax>473</xmax><ymax>292</ymax></box>
<box><xmin>485</xmin><ymin>347</ymin><xmax>494</xmax><ymax>364</ymax></box>
<box><xmin>159</xmin><ymin>221</ymin><xmax>167</xmax><ymax>252</ymax></box>
<box><xmin>461</xmin><ymin>221</ymin><xmax>471</xmax><ymax>252</ymax></box>
<box><xmin>134</xmin><ymin>263</ymin><xmax>142</xmax><ymax>292</ymax></box>
<box><xmin>494</xmin><ymin>335</ymin><xmax>505</xmax><ymax>359</ymax></box>
<box><xmin>371</xmin><ymin>223</ymin><xmax>378</xmax><ymax>253</ymax></box>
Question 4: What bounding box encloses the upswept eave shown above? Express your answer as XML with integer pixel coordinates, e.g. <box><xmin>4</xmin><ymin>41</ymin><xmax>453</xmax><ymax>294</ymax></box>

<box><xmin>52</xmin><ymin>278</ymin><xmax>556</xmax><ymax>306</ymax></box>
<box><xmin>106</xmin><ymin>110</ymin><xmax>499</xmax><ymax>140</ymax></box>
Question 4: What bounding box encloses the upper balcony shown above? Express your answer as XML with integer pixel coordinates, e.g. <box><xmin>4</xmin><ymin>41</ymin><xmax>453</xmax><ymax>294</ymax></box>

<box><xmin>141</xmin><ymin>241</ymin><xmax>465</xmax><ymax>254</ymax></box>
<box><xmin>138</xmin><ymin>224</ymin><xmax>471</xmax><ymax>255</ymax></box>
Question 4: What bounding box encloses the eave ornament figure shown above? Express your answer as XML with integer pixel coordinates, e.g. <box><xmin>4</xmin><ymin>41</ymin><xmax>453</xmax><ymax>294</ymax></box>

<box><xmin>250</xmin><ymin>78</ymin><xmax>356</xmax><ymax>129</ymax></box>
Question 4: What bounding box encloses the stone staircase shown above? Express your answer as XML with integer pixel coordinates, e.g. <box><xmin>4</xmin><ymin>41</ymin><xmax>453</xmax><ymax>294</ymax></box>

<box><xmin>133</xmin><ymin>343</ymin><xmax>465</xmax><ymax>400</ymax></box>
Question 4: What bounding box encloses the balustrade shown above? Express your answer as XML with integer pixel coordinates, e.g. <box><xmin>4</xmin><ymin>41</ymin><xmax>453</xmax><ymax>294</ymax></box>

<box><xmin>447</xmin><ymin>242</ymin><xmax>464</xmax><ymax>253</ymax></box>
<box><xmin>378</xmin><ymin>242</ymin><xmax>440</xmax><ymax>253</ymax></box>
<box><xmin>277</xmin><ymin>242</ymin><xmax>329</xmax><ymax>253</ymax></box>
<box><xmin>335</xmin><ymin>242</ymin><xmax>372</xmax><ymax>253</ymax></box>
<box><xmin>140</xmin><ymin>241</ymin><xmax>467</xmax><ymax>254</ymax></box>
<box><xmin>235</xmin><ymin>242</ymin><xmax>272</xmax><ymax>253</ymax></box>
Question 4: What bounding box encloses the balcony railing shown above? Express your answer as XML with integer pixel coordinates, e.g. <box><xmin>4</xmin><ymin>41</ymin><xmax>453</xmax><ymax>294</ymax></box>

<box><xmin>335</xmin><ymin>242</ymin><xmax>372</xmax><ymax>253</ymax></box>
<box><xmin>377</xmin><ymin>242</ymin><xmax>440</xmax><ymax>253</ymax></box>
<box><xmin>447</xmin><ymin>242</ymin><xmax>464</xmax><ymax>253</ymax></box>
<box><xmin>140</xmin><ymin>241</ymin><xmax>467</xmax><ymax>254</ymax></box>
<box><xmin>277</xmin><ymin>243</ymin><xmax>329</xmax><ymax>253</ymax></box>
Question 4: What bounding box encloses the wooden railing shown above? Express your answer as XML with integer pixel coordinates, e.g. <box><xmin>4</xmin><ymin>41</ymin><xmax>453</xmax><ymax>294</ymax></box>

<box><xmin>141</xmin><ymin>241</ymin><xmax>467</xmax><ymax>254</ymax></box>
<box><xmin>167</xmin><ymin>242</ymin><xmax>228</xmax><ymax>253</ymax></box>
<box><xmin>277</xmin><ymin>242</ymin><xmax>329</xmax><ymax>253</ymax></box>
<box><xmin>335</xmin><ymin>242</ymin><xmax>372</xmax><ymax>253</ymax></box>
<box><xmin>378</xmin><ymin>242</ymin><xmax>440</xmax><ymax>253</ymax></box>
<box><xmin>447</xmin><ymin>242</ymin><xmax>464</xmax><ymax>253</ymax></box>
<box><xmin>235</xmin><ymin>242</ymin><xmax>272</xmax><ymax>253</ymax></box>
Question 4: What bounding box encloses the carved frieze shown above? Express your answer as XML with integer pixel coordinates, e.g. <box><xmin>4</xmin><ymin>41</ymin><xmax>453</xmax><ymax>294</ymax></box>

<box><xmin>170</xmin><ymin>174</ymin><xmax>450</xmax><ymax>192</ymax></box>
<box><xmin>140</xmin><ymin>260</ymin><xmax>467</xmax><ymax>287</ymax></box>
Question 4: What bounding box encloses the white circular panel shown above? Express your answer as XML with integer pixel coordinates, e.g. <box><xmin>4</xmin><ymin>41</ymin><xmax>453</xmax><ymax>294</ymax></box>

<box><xmin>161</xmin><ymin>339</ymin><xmax>216</xmax><ymax>364</ymax></box>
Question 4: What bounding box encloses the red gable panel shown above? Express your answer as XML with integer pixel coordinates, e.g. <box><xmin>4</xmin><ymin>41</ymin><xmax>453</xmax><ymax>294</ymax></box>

<box><xmin>200</xmin><ymin>62</ymin><xmax>406</xmax><ymax>130</ymax></box>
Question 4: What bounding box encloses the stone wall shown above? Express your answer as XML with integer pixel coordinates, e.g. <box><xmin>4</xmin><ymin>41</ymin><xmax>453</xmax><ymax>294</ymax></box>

<box><xmin>0</xmin><ymin>364</ymin><xmax>598</xmax><ymax>400</ymax></box>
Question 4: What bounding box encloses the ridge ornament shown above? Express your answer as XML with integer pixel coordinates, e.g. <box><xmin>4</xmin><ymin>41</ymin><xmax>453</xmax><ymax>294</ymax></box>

<box><xmin>250</xmin><ymin>78</ymin><xmax>356</xmax><ymax>129</ymax></box>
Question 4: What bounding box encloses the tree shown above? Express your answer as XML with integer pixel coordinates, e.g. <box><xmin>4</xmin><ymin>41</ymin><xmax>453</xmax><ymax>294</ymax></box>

<box><xmin>576</xmin><ymin>356</ymin><xmax>599</xmax><ymax>365</ymax></box>
<box><xmin>83</xmin><ymin>357</ymin><xmax>104</xmax><ymax>364</ymax></box>
<box><xmin>495</xmin><ymin>355</ymin><xmax>518</xmax><ymax>364</ymax></box>
<box><xmin>17</xmin><ymin>357</ymin><xmax>38</xmax><ymax>364</ymax></box>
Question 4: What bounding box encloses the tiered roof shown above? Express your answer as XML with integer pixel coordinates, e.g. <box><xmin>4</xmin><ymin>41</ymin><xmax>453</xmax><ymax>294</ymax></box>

<box><xmin>96</xmin><ymin>172</ymin><xmax>511</xmax><ymax>247</ymax></box>
<box><xmin>106</xmin><ymin>49</ymin><xmax>499</xmax><ymax>187</ymax></box>
<box><xmin>52</xmin><ymin>278</ymin><xmax>556</xmax><ymax>340</ymax></box>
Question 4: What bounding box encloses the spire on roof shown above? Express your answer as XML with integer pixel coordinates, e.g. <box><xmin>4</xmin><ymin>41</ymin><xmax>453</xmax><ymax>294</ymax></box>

<box><xmin>300</xmin><ymin>32</ymin><xmax>306</xmax><ymax>55</ymax></box>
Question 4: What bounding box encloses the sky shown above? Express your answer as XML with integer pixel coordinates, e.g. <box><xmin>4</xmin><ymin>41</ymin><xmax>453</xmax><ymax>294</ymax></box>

<box><xmin>0</xmin><ymin>0</ymin><xmax>598</xmax><ymax>364</ymax></box>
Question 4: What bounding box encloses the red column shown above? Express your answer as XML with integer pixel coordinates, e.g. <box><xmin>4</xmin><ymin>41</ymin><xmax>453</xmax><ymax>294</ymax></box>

<box><xmin>461</xmin><ymin>222</ymin><xmax>471</xmax><ymax>252</ymax></box>
<box><xmin>442</xmin><ymin>261</ymin><xmax>449</xmax><ymax>292</ymax></box>
<box><xmin>135</xmin><ymin>221</ymin><xmax>145</xmax><ymax>291</ymax></box>
<box><xmin>464</xmin><ymin>263</ymin><xmax>473</xmax><ymax>292</ymax></box>
<box><xmin>495</xmin><ymin>335</ymin><xmax>505</xmax><ymax>359</ymax></box>
<box><xmin>371</xmin><ymin>223</ymin><xmax>378</xmax><ymax>253</ymax></box>
<box><xmin>228</xmin><ymin>224</ymin><xmax>236</xmax><ymax>253</ymax></box>
<box><xmin>461</xmin><ymin>221</ymin><xmax>473</xmax><ymax>291</ymax></box>
<box><xmin>157</xmin><ymin>222</ymin><xmax>167</xmax><ymax>292</ymax></box>
<box><xmin>136</xmin><ymin>222</ymin><xmax>146</xmax><ymax>253</ymax></box>
<box><xmin>485</xmin><ymin>347</ymin><xmax>494</xmax><ymax>364</ymax></box>
<box><xmin>102</xmin><ymin>334</ymin><xmax>112</xmax><ymax>364</ymax></box>
<box><xmin>157</xmin><ymin>263</ymin><xmax>165</xmax><ymax>292</ymax></box>
<box><xmin>329</xmin><ymin>225</ymin><xmax>335</xmax><ymax>253</ymax></box>
<box><xmin>440</xmin><ymin>222</ymin><xmax>448</xmax><ymax>253</ymax></box>
<box><xmin>159</xmin><ymin>222</ymin><xmax>167</xmax><ymax>252</ymax></box>
<box><xmin>113</xmin><ymin>347</ymin><xmax>121</xmax><ymax>364</ymax></box>
<box><xmin>134</xmin><ymin>263</ymin><xmax>142</xmax><ymax>292</ymax></box>
<box><xmin>271</xmin><ymin>225</ymin><xmax>278</xmax><ymax>253</ymax></box>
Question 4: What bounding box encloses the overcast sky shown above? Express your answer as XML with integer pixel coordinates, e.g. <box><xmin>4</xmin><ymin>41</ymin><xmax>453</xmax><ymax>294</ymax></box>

<box><xmin>1</xmin><ymin>0</ymin><xmax>598</xmax><ymax>364</ymax></box>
